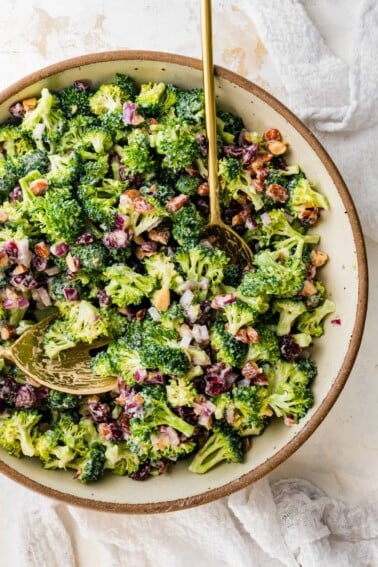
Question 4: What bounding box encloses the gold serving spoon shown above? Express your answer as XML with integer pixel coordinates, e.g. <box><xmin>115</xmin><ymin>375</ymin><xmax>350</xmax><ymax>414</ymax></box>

<box><xmin>0</xmin><ymin>316</ymin><xmax>115</xmax><ymax>395</ymax></box>
<box><xmin>200</xmin><ymin>0</ymin><xmax>253</xmax><ymax>267</ymax></box>
<box><xmin>0</xmin><ymin>1</ymin><xmax>253</xmax><ymax>396</ymax></box>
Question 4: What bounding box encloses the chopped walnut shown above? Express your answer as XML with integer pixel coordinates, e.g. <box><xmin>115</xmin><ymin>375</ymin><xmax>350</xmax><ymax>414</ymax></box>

<box><xmin>310</xmin><ymin>249</ymin><xmax>329</xmax><ymax>267</ymax></box>
<box><xmin>166</xmin><ymin>194</ymin><xmax>189</xmax><ymax>213</ymax></box>
<box><xmin>300</xmin><ymin>279</ymin><xmax>318</xmax><ymax>297</ymax></box>
<box><xmin>148</xmin><ymin>226</ymin><xmax>170</xmax><ymax>245</ymax></box>
<box><xmin>265</xmin><ymin>183</ymin><xmax>289</xmax><ymax>203</ymax></box>
<box><xmin>197</xmin><ymin>182</ymin><xmax>209</xmax><ymax>196</ymax></box>
<box><xmin>241</xmin><ymin>360</ymin><xmax>262</xmax><ymax>379</ymax></box>
<box><xmin>235</xmin><ymin>326</ymin><xmax>259</xmax><ymax>344</ymax></box>
<box><xmin>133</xmin><ymin>197</ymin><xmax>155</xmax><ymax>213</ymax></box>
<box><xmin>34</xmin><ymin>241</ymin><xmax>50</xmax><ymax>258</ymax></box>
<box><xmin>29</xmin><ymin>178</ymin><xmax>48</xmax><ymax>196</ymax></box>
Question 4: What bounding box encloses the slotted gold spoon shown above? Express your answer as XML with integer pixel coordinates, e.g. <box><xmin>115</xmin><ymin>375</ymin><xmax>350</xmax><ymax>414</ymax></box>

<box><xmin>0</xmin><ymin>316</ymin><xmax>115</xmax><ymax>394</ymax></box>
<box><xmin>200</xmin><ymin>0</ymin><xmax>253</xmax><ymax>267</ymax></box>
<box><xmin>0</xmin><ymin>1</ymin><xmax>253</xmax><ymax>396</ymax></box>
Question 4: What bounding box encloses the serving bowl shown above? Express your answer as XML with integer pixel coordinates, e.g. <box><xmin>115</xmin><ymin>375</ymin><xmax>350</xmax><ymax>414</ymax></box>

<box><xmin>0</xmin><ymin>51</ymin><xmax>368</xmax><ymax>513</ymax></box>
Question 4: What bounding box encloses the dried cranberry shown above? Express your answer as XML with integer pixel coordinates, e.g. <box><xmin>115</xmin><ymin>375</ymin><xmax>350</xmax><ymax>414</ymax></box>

<box><xmin>3</xmin><ymin>240</ymin><xmax>18</xmax><ymax>262</ymax></box>
<box><xmin>241</xmin><ymin>144</ymin><xmax>258</xmax><ymax>166</ymax></box>
<box><xmin>0</xmin><ymin>375</ymin><xmax>19</xmax><ymax>404</ymax></box>
<box><xmin>87</xmin><ymin>401</ymin><xmax>111</xmax><ymax>423</ymax></box>
<box><xmin>75</xmin><ymin>233</ymin><xmax>94</xmax><ymax>245</ymax></box>
<box><xmin>98</xmin><ymin>421</ymin><xmax>124</xmax><ymax>442</ymax></box>
<box><xmin>97</xmin><ymin>289</ymin><xmax>112</xmax><ymax>307</ymax></box>
<box><xmin>9</xmin><ymin>186</ymin><xmax>22</xmax><ymax>203</ymax></box>
<box><xmin>197</xmin><ymin>301</ymin><xmax>212</xmax><ymax>325</ymax></box>
<box><xmin>130</xmin><ymin>461</ymin><xmax>152</xmax><ymax>481</ymax></box>
<box><xmin>196</xmin><ymin>132</ymin><xmax>208</xmax><ymax>156</ymax></box>
<box><xmin>32</xmin><ymin>255</ymin><xmax>48</xmax><ymax>272</ymax></box>
<box><xmin>196</xmin><ymin>197</ymin><xmax>210</xmax><ymax>217</ymax></box>
<box><xmin>15</xmin><ymin>383</ymin><xmax>37</xmax><ymax>408</ymax></box>
<box><xmin>73</xmin><ymin>79</ymin><xmax>91</xmax><ymax>92</ymax></box>
<box><xmin>10</xmin><ymin>272</ymin><xmax>38</xmax><ymax>290</ymax></box>
<box><xmin>280</xmin><ymin>335</ymin><xmax>302</xmax><ymax>361</ymax></box>
<box><xmin>172</xmin><ymin>406</ymin><xmax>198</xmax><ymax>426</ymax></box>
<box><xmin>114</xmin><ymin>213</ymin><xmax>127</xmax><ymax>231</ymax></box>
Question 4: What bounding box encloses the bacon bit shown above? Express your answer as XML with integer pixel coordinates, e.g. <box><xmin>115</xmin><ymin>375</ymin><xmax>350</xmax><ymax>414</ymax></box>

<box><xmin>241</xmin><ymin>360</ymin><xmax>262</xmax><ymax>380</ymax></box>
<box><xmin>166</xmin><ymin>194</ymin><xmax>189</xmax><ymax>213</ymax></box>
<box><xmin>148</xmin><ymin>226</ymin><xmax>170</xmax><ymax>245</ymax></box>
<box><xmin>135</xmin><ymin>243</ymin><xmax>157</xmax><ymax>260</ymax></box>
<box><xmin>331</xmin><ymin>318</ymin><xmax>342</xmax><ymax>326</ymax></box>
<box><xmin>235</xmin><ymin>326</ymin><xmax>259</xmax><ymax>344</ymax></box>
<box><xmin>266</xmin><ymin>183</ymin><xmax>289</xmax><ymax>203</ymax></box>
<box><xmin>34</xmin><ymin>241</ymin><xmax>50</xmax><ymax>258</ymax></box>
<box><xmin>263</xmin><ymin>128</ymin><xmax>282</xmax><ymax>142</ymax></box>
<box><xmin>299</xmin><ymin>279</ymin><xmax>318</xmax><ymax>297</ymax></box>
<box><xmin>310</xmin><ymin>249</ymin><xmax>329</xmax><ymax>267</ymax></box>
<box><xmin>133</xmin><ymin>197</ymin><xmax>154</xmax><ymax>213</ymax></box>
<box><xmin>22</xmin><ymin>98</ymin><xmax>37</xmax><ymax>112</ymax></box>
<box><xmin>29</xmin><ymin>178</ymin><xmax>48</xmax><ymax>196</ymax></box>
<box><xmin>197</xmin><ymin>182</ymin><xmax>209</xmax><ymax>196</ymax></box>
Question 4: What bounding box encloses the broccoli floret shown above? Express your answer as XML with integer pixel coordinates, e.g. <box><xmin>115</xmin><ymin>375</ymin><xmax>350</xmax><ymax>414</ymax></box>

<box><xmin>246</xmin><ymin>325</ymin><xmax>280</xmax><ymax>364</ymax></box>
<box><xmin>174</xmin><ymin>245</ymin><xmax>229</xmax><ymax>296</ymax></box>
<box><xmin>240</xmin><ymin>249</ymin><xmax>306</xmax><ymax>298</ymax></box>
<box><xmin>103</xmin><ymin>264</ymin><xmax>156</xmax><ymax>308</ymax></box>
<box><xmin>223</xmin><ymin>264</ymin><xmax>244</xmax><ymax>287</ymax></box>
<box><xmin>68</xmin><ymin>242</ymin><xmax>108</xmax><ymax>273</ymax></box>
<box><xmin>99</xmin><ymin>307</ymin><xmax>128</xmax><ymax>338</ymax></box>
<box><xmin>235</xmin><ymin>291</ymin><xmax>270</xmax><ymax>315</ymax></box>
<box><xmin>0</xmin><ymin>410</ymin><xmax>41</xmax><ymax>457</ymax></box>
<box><xmin>210</xmin><ymin>319</ymin><xmax>247</xmax><ymax>367</ymax></box>
<box><xmin>166</xmin><ymin>377</ymin><xmax>198</xmax><ymax>407</ymax></box>
<box><xmin>288</xmin><ymin>177</ymin><xmax>329</xmax><ymax>220</ymax></box>
<box><xmin>15</xmin><ymin>149</ymin><xmax>49</xmax><ymax>177</ymax></box>
<box><xmin>74</xmin><ymin>442</ymin><xmax>106</xmax><ymax>483</ymax></box>
<box><xmin>58</xmin><ymin>85</ymin><xmax>91</xmax><ymax>118</ymax></box>
<box><xmin>46</xmin><ymin>151</ymin><xmax>80</xmax><ymax>186</ymax></box>
<box><xmin>214</xmin><ymin>386</ymin><xmax>270</xmax><ymax>436</ymax></box>
<box><xmin>223</xmin><ymin>300</ymin><xmax>258</xmax><ymax>336</ymax></box>
<box><xmin>175</xmin><ymin>88</ymin><xmax>205</xmax><ymax>124</ymax></box>
<box><xmin>264</xmin><ymin>359</ymin><xmax>316</xmax><ymax>423</ymax></box>
<box><xmin>35</xmin><ymin>429</ymin><xmax>77</xmax><ymax>469</ymax></box>
<box><xmin>47</xmin><ymin>390</ymin><xmax>79</xmax><ymax>412</ymax></box>
<box><xmin>135</xmin><ymin>385</ymin><xmax>195</xmax><ymax>438</ymax></box>
<box><xmin>140</xmin><ymin>341</ymin><xmax>190</xmax><ymax>377</ymax></box>
<box><xmin>303</xmin><ymin>280</ymin><xmax>327</xmax><ymax>310</ymax></box>
<box><xmin>0</xmin><ymin>155</ymin><xmax>18</xmax><ymax>196</ymax></box>
<box><xmin>118</xmin><ymin>193</ymin><xmax>167</xmax><ymax>238</ymax></box>
<box><xmin>91</xmin><ymin>349</ymin><xmax>116</xmax><ymax>378</ymax></box>
<box><xmin>43</xmin><ymin>319</ymin><xmax>77</xmax><ymax>359</ymax></box>
<box><xmin>291</xmin><ymin>333</ymin><xmax>313</xmax><ymax>348</ymax></box>
<box><xmin>115</xmin><ymin>128</ymin><xmax>155</xmax><ymax>176</ymax></box>
<box><xmin>135</xmin><ymin>82</ymin><xmax>167</xmax><ymax>116</ymax></box>
<box><xmin>141</xmin><ymin>183</ymin><xmax>175</xmax><ymax>206</ymax></box>
<box><xmin>77</xmin><ymin>178</ymin><xmax>124</xmax><ymax>228</ymax></box>
<box><xmin>149</xmin><ymin>121</ymin><xmax>201</xmax><ymax>171</ymax></box>
<box><xmin>56</xmin><ymin>300</ymin><xmax>108</xmax><ymax>344</ymax></box>
<box><xmin>216</xmin><ymin>110</ymin><xmax>244</xmax><ymax>143</ymax></box>
<box><xmin>48</xmin><ymin>274</ymin><xmax>83</xmax><ymax>303</ymax></box>
<box><xmin>151</xmin><ymin>430</ymin><xmax>197</xmax><ymax>461</ymax></box>
<box><xmin>81</xmin><ymin>127</ymin><xmax>113</xmax><ymax>154</ymax></box>
<box><xmin>175</xmin><ymin>174</ymin><xmax>200</xmax><ymax>196</ymax></box>
<box><xmin>144</xmin><ymin>253</ymin><xmax>183</xmax><ymax>299</ymax></box>
<box><xmin>58</xmin><ymin>115</ymin><xmax>97</xmax><ymax>153</ymax></box>
<box><xmin>218</xmin><ymin>156</ymin><xmax>264</xmax><ymax>211</ymax></box>
<box><xmin>89</xmin><ymin>83</ymin><xmax>125</xmax><ymax>116</ymax></box>
<box><xmin>113</xmin><ymin>73</ymin><xmax>138</xmax><ymax>100</ymax></box>
<box><xmin>104</xmin><ymin>441</ymin><xmax>140</xmax><ymax>476</ymax></box>
<box><xmin>189</xmin><ymin>424</ymin><xmax>243</xmax><ymax>474</ymax></box>
<box><xmin>273</xmin><ymin>299</ymin><xmax>308</xmax><ymax>336</ymax></box>
<box><xmin>297</xmin><ymin>299</ymin><xmax>336</xmax><ymax>338</ymax></box>
<box><xmin>171</xmin><ymin>203</ymin><xmax>205</xmax><ymax>246</ymax></box>
<box><xmin>20</xmin><ymin>88</ymin><xmax>66</xmax><ymax>152</ymax></box>
<box><xmin>0</xmin><ymin>125</ymin><xmax>34</xmax><ymax>159</ymax></box>
<box><xmin>80</xmin><ymin>154</ymin><xmax>110</xmax><ymax>184</ymax></box>
<box><xmin>159</xmin><ymin>302</ymin><xmax>185</xmax><ymax>331</ymax></box>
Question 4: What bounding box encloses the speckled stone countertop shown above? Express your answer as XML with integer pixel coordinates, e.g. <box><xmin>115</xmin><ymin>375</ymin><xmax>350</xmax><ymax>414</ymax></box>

<box><xmin>0</xmin><ymin>1</ymin><xmax>376</xmax><ymax>564</ymax></box>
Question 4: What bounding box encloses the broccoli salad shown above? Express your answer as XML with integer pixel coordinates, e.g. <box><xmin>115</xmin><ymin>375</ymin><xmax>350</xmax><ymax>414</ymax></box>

<box><xmin>0</xmin><ymin>75</ymin><xmax>335</xmax><ymax>483</ymax></box>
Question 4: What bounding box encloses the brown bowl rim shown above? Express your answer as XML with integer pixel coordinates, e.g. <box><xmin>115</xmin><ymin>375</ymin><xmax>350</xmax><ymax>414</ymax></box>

<box><xmin>0</xmin><ymin>50</ymin><xmax>368</xmax><ymax>514</ymax></box>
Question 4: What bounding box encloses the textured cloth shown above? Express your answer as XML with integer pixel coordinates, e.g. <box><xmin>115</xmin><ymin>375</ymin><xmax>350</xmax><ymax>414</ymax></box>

<box><xmin>18</xmin><ymin>477</ymin><xmax>378</xmax><ymax>567</ymax></box>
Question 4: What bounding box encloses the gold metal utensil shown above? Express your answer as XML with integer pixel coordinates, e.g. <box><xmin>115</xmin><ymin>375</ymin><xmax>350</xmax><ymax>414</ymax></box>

<box><xmin>200</xmin><ymin>0</ymin><xmax>253</xmax><ymax>267</ymax></box>
<box><xmin>0</xmin><ymin>316</ymin><xmax>115</xmax><ymax>395</ymax></box>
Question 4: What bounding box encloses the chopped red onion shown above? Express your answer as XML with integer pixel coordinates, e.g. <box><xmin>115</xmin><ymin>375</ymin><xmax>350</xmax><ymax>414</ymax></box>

<box><xmin>145</xmin><ymin>371</ymin><xmax>164</xmax><ymax>385</ymax></box>
<box><xmin>177</xmin><ymin>279</ymin><xmax>197</xmax><ymax>293</ymax></box>
<box><xmin>103</xmin><ymin>230</ymin><xmax>129</xmax><ymax>250</ymax></box>
<box><xmin>331</xmin><ymin>318</ymin><xmax>342</xmax><ymax>326</ymax></box>
<box><xmin>32</xmin><ymin>255</ymin><xmax>48</xmax><ymax>272</ymax></box>
<box><xmin>16</xmin><ymin>239</ymin><xmax>32</xmax><ymax>268</ymax></box>
<box><xmin>179</xmin><ymin>289</ymin><xmax>194</xmax><ymax>309</ymax></box>
<box><xmin>261</xmin><ymin>212</ymin><xmax>271</xmax><ymax>225</ymax></box>
<box><xmin>284</xmin><ymin>415</ymin><xmax>296</xmax><ymax>426</ymax></box>
<box><xmin>51</xmin><ymin>242</ymin><xmax>69</xmax><ymax>257</ymax></box>
<box><xmin>211</xmin><ymin>293</ymin><xmax>237</xmax><ymax>309</ymax></box>
<box><xmin>185</xmin><ymin>304</ymin><xmax>200</xmax><ymax>324</ymax></box>
<box><xmin>245</xmin><ymin>217</ymin><xmax>257</xmax><ymax>230</ymax></box>
<box><xmin>191</xmin><ymin>324</ymin><xmax>209</xmax><ymax>345</ymax></box>
<box><xmin>97</xmin><ymin>290</ymin><xmax>112</xmax><ymax>307</ymax></box>
<box><xmin>18</xmin><ymin>297</ymin><xmax>30</xmax><ymax>309</ymax></box>
<box><xmin>134</xmin><ymin>368</ymin><xmax>148</xmax><ymax>383</ymax></box>
<box><xmin>180</xmin><ymin>331</ymin><xmax>192</xmax><ymax>348</ymax></box>
<box><xmin>199</xmin><ymin>277</ymin><xmax>210</xmax><ymax>290</ymax></box>
<box><xmin>3</xmin><ymin>298</ymin><xmax>16</xmax><ymax>309</ymax></box>
<box><xmin>3</xmin><ymin>240</ymin><xmax>18</xmax><ymax>262</ymax></box>
<box><xmin>122</xmin><ymin>102</ymin><xmax>144</xmax><ymax>126</ymax></box>
<box><xmin>63</xmin><ymin>288</ymin><xmax>80</xmax><ymax>302</ymax></box>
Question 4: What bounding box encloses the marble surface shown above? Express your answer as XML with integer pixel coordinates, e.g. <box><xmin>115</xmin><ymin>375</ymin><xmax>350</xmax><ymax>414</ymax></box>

<box><xmin>0</xmin><ymin>0</ymin><xmax>376</xmax><ymax>564</ymax></box>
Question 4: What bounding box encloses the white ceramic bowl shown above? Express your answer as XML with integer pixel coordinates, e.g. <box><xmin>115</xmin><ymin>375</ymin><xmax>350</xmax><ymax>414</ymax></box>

<box><xmin>0</xmin><ymin>51</ymin><xmax>368</xmax><ymax>513</ymax></box>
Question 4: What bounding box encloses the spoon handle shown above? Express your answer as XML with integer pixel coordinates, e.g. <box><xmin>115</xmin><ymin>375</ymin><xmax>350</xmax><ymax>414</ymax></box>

<box><xmin>200</xmin><ymin>0</ymin><xmax>221</xmax><ymax>225</ymax></box>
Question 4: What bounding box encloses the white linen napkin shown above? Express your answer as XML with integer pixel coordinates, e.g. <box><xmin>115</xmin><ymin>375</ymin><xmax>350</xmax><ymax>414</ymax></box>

<box><xmin>17</xmin><ymin>477</ymin><xmax>378</xmax><ymax>567</ymax></box>
<box><xmin>13</xmin><ymin>1</ymin><xmax>378</xmax><ymax>566</ymax></box>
